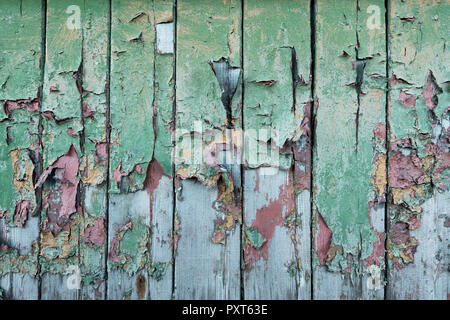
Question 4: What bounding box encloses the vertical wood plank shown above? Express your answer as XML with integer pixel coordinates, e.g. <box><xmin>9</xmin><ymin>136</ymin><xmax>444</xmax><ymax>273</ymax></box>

<box><xmin>242</xmin><ymin>0</ymin><xmax>312</xmax><ymax>300</ymax></box>
<box><xmin>0</xmin><ymin>0</ymin><xmax>42</xmax><ymax>300</ymax></box>
<box><xmin>108</xmin><ymin>0</ymin><xmax>155</xmax><ymax>300</ymax></box>
<box><xmin>386</xmin><ymin>0</ymin><xmax>449</xmax><ymax>300</ymax></box>
<box><xmin>79</xmin><ymin>0</ymin><xmax>109</xmax><ymax>300</ymax></box>
<box><xmin>313</xmin><ymin>0</ymin><xmax>386</xmax><ymax>299</ymax></box>
<box><xmin>39</xmin><ymin>0</ymin><xmax>84</xmax><ymax>300</ymax></box>
<box><xmin>174</xmin><ymin>0</ymin><xmax>241</xmax><ymax>299</ymax></box>
<box><xmin>148</xmin><ymin>0</ymin><xmax>175</xmax><ymax>300</ymax></box>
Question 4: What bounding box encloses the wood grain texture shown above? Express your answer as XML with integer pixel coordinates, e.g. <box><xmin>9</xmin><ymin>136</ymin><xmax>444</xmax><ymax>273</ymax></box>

<box><xmin>174</xmin><ymin>0</ymin><xmax>242</xmax><ymax>300</ymax></box>
<box><xmin>108</xmin><ymin>0</ymin><xmax>155</xmax><ymax>299</ymax></box>
<box><xmin>148</xmin><ymin>0</ymin><xmax>175</xmax><ymax>300</ymax></box>
<box><xmin>79</xmin><ymin>0</ymin><xmax>109</xmax><ymax>300</ymax></box>
<box><xmin>242</xmin><ymin>0</ymin><xmax>312</xmax><ymax>300</ymax></box>
<box><xmin>0</xmin><ymin>0</ymin><xmax>449</xmax><ymax>300</ymax></box>
<box><xmin>313</xmin><ymin>0</ymin><xmax>386</xmax><ymax>300</ymax></box>
<box><xmin>39</xmin><ymin>0</ymin><xmax>84</xmax><ymax>300</ymax></box>
<box><xmin>0</xmin><ymin>0</ymin><xmax>42</xmax><ymax>300</ymax></box>
<box><xmin>386</xmin><ymin>0</ymin><xmax>449</xmax><ymax>300</ymax></box>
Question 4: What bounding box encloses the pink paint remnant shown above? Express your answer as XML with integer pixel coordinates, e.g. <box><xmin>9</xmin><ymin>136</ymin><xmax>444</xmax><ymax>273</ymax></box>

<box><xmin>363</xmin><ymin>232</ymin><xmax>385</xmax><ymax>268</ymax></box>
<box><xmin>108</xmin><ymin>221</ymin><xmax>132</xmax><ymax>263</ymax></box>
<box><xmin>388</xmin><ymin>151</ymin><xmax>426</xmax><ymax>188</ymax></box>
<box><xmin>4</xmin><ymin>98</ymin><xmax>39</xmax><ymax>115</ymax></box>
<box><xmin>13</xmin><ymin>200</ymin><xmax>31</xmax><ymax>227</ymax></box>
<box><xmin>112</xmin><ymin>163</ymin><xmax>127</xmax><ymax>190</ymax></box>
<box><xmin>82</xmin><ymin>218</ymin><xmax>106</xmax><ymax>247</ymax></box>
<box><xmin>243</xmin><ymin>183</ymin><xmax>295</xmax><ymax>269</ymax></box>
<box><xmin>36</xmin><ymin>145</ymin><xmax>79</xmax><ymax>234</ymax></box>
<box><xmin>398</xmin><ymin>90</ymin><xmax>416</xmax><ymax>108</ymax></box>
<box><xmin>422</xmin><ymin>71</ymin><xmax>442</xmax><ymax>110</ymax></box>
<box><xmin>293</xmin><ymin>101</ymin><xmax>312</xmax><ymax>192</ymax></box>
<box><xmin>94</xmin><ymin>142</ymin><xmax>107</xmax><ymax>164</ymax></box>
<box><xmin>82</xmin><ymin>102</ymin><xmax>95</xmax><ymax>118</ymax></box>
<box><xmin>314</xmin><ymin>211</ymin><xmax>332</xmax><ymax>266</ymax></box>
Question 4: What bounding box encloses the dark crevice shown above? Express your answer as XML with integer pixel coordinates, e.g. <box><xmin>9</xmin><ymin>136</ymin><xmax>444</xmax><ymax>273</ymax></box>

<box><xmin>309</xmin><ymin>0</ymin><xmax>316</xmax><ymax>300</ymax></box>
<box><xmin>354</xmin><ymin>0</ymin><xmax>366</xmax><ymax>154</ymax></box>
<box><xmin>37</xmin><ymin>0</ymin><xmax>47</xmax><ymax>301</ymax></box>
<box><xmin>209</xmin><ymin>58</ymin><xmax>241</xmax><ymax>129</ymax></box>
<box><xmin>104</xmin><ymin>0</ymin><xmax>113</xmax><ymax>300</ymax></box>
<box><xmin>384</xmin><ymin>0</ymin><xmax>390</xmax><ymax>301</ymax></box>
<box><xmin>171</xmin><ymin>0</ymin><xmax>178</xmax><ymax>300</ymax></box>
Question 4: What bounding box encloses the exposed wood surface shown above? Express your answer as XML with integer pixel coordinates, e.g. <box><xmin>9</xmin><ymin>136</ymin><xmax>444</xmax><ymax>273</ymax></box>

<box><xmin>0</xmin><ymin>0</ymin><xmax>448</xmax><ymax>300</ymax></box>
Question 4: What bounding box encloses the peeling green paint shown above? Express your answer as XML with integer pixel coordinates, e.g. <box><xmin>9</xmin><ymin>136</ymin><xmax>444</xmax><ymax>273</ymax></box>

<box><xmin>109</xmin><ymin>0</ymin><xmax>155</xmax><ymax>193</ymax></box>
<box><xmin>313</xmin><ymin>0</ymin><xmax>387</xmax><ymax>277</ymax></box>
<box><xmin>0</xmin><ymin>0</ymin><xmax>42</xmax><ymax>279</ymax></box>
<box><xmin>387</xmin><ymin>0</ymin><xmax>449</xmax><ymax>270</ymax></box>
<box><xmin>245</xmin><ymin>227</ymin><xmax>266</xmax><ymax>249</ymax></box>
<box><xmin>108</xmin><ymin>217</ymin><xmax>149</xmax><ymax>277</ymax></box>
<box><xmin>149</xmin><ymin>261</ymin><xmax>169</xmax><ymax>281</ymax></box>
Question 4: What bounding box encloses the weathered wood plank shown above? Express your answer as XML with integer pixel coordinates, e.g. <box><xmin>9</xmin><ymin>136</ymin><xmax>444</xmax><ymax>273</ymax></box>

<box><xmin>386</xmin><ymin>0</ymin><xmax>449</xmax><ymax>300</ymax></box>
<box><xmin>313</xmin><ymin>0</ymin><xmax>386</xmax><ymax>300</ymax></box>
<box><xmin>39</xmin><ymin>0</ymin><xmax>84</xmax><ymax>300</ymax></box>
<box><xmin>242</xmin><ymin>0</ymin><xmax>312</xmax><ymax>300</ymax></box>
<box><xmin>78</xmin><ymin>0</ymin><xmax>109</xmax><ymax>300</ymax></box>
<box><xmin>107</xmin><ymin>0</ymin><xmax>155</xmax><ymax>300</ymax></box>
<box><xmin>0</xmin><ymin>0</ymin><xmax>43</xmax><ymax>300</ymax></box>
<box><xmin>107</xmin><ymin>190</ymin><xmax>150</xmax><ymax>300</ymax></box>
<box><xmin>148</xmin><ymin>0</ymin><xmax>175</xmax><ymax>300</ymax></box>
<box><xmin>174</xmin><ymin>0</ymin><xmax>242</xmax><ymax>299</ymax></box>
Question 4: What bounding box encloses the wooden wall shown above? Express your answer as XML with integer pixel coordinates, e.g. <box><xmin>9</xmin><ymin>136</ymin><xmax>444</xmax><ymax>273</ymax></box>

<box><xmin>0</xmin><ymin>0</ymin><xmax>448</xmax><ymax>300</ymax></box>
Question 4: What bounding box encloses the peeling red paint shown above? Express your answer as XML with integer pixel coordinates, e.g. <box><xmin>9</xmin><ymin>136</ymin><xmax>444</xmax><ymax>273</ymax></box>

<box><xmin>3</xmin><ymin>98</ymin><xmax>39</xmax><ymax>115</ymax></box>
<box><xmin>398</xmin><ymin>90</ymin><xmax>416</xmax><ymax>108</ymax></box>
<box><xmin>389</xmin><ymin>73</ymin><xmax>412</xmax><ymax>86</ymax></box>
<box><xmin>112</xmin><ymin>163</ymin><xmax>127</xmax><ymax>190</ymax></box>
<box><xmin>82</xmin><ymin>102</ymin><xmax>95</xmax><ymax>118</ymax></box>
<box><xmin>67</xmin><ymin>127</ymin><xmax>77</xmax><ymax>138</ymax></box>
<box><xmin>314</xmin><ymin>211</ymin><xmax>332</xmax><ymax>266</ymax></box>
<box><xmin>373</xmin><ymin>123</ymin><xmax>386</xmax><ymax>141</ymax></box>
<box><xmin>94</xmin><ymin>142</ymin><xmax>107</xmax><ymax>164</ymax></box>
<box><xmin>36</xmin><ymin>145</ymin><xmax>80</xmax><ymax>234</ymax></box>
<box><xmin>249</xmin><ymin>80</ymin><xmax>276</xmax><ymax>87</ymax></box>
<box><xmin>144</xmin><ymin>159</ymin><xmax>166</xmax><ymax>197</ymax></box>
<box><xmin>422</xmin><ymin>71</ymin><xmax>442</xmax><ymax>110</ymax></box>
<box><xmin>293</xmin><ymin>101</ymin><xmax>312</xmax><ymax>192</ymax></box>
<box><xmin>109</xmin><ymin>221</ymin><xmax>132</xmax><ymax>263</ymax></box>
<box><xmin>13</xmin><ymin>200</ymin><xmax>31</xmax><ymax>227</ymax></box>
<box><xmin>244</xmin><ymin>183</ymin><xmax>295</xmax><ymax>269</ymax></box>
<box><xmin>82</xmin><ymin>218</ymin><xmax>106</xmax><ymax>247</ymax></box>
<box><xmin>363</xmin><ymin>233</ymin><xmax>385</xmax><ymax>268</ymax></box>
<box><xmin>388</xmin><ymin>151</ymin><xmax>426</xmax><ymax>188</ymax></box>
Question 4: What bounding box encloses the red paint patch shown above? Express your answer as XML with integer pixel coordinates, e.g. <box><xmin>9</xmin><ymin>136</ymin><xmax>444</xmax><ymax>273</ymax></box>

<box><xmin>94</xmin><ymin>142</ymin><xmax>107</xmax><ymax>164</ymax></box>
<box><xmin>82</xmin><ymin>102</ymin><xmax>95</xmax><ymax>118</ymax></box>
<box><xmin>112</xmin><ymin>163</ymin><xmax>127</xmax><ymax>190</ymax></box>
<box><xmin>82</xmin><ymin>218</ymin><xmax>106</xmax><ymax>247</ymax></box>
<box><xmin>36</xmin><ymin>145</ymin><xmax>79</xmax><ymax>234</ymax></box>
<box><xmin>293</xmin><ymin>101</ymin><xmax>312</xmax><ymax>192</ymax></box>
<box><xmin>363</xmin><ymin>232</ymin><xmax>385</xmax><ymax>268</ymax></box>
<box><xmin>388</xmin><ymin>151</ymin><xmax>426</xmax><ymax>188</ymax></box>
<box><xmin>422</xmin><ymin>71</ymin><xmax>442</xmax><ymax>110</ymax></box>
<box><xmin>109</xmin><ymin>221</ymin><xmax>132</xmax><ymax>263</ymax></box>
<box><xmin>13</xmin><ymin>200</ymin><xmax>31</xmax><ymax>227</ymax></box>
<box><xmin>244</xmin><ymin>183</ymin><xmax>295</xmax><ymax>269</ymax></box>
<box><xmin>4</xmin><ymin>98</ymin><xmax>39</xmax><ymax>115</ymax></box>
<box><xmin>398</xmin><ymin>90</ymin><xmax>416</xmax><ymax>108</ymax></box>
<box><xmin>314</xmin><ymin>211</ymin><xmax>332</xmax><ymax>266</ymax></box>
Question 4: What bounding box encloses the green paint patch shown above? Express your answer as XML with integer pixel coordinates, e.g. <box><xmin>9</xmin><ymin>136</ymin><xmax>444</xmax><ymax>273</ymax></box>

<box><xmin>108</xmin><ymin>217</ymin><xmax>149</xmax><ymax>277</ymax></box>
<box><xmin>245</xmin><ymin>227</ymin><xmax>266</xmax><ymax>249</ymax></box>
<box><xmin>149</xmin><ymin>262</ymin><xmax>168</xmax><ymax>281</ymax></box>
